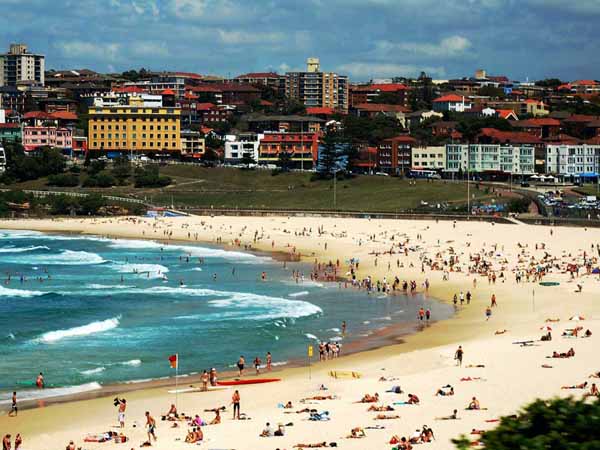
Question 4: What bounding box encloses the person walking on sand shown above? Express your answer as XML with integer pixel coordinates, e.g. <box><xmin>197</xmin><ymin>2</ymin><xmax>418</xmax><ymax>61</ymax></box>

<box><xmin>254</xmin><ymin>356</ymin><xmax>262</xmax><ymax>375</ymax></box>
<box><xmin>237</xmin><ymin>356</ymin><xmax>245</xmax><ymax>377</ymax></box>
<box><xmin>232</xmin><ymin>390</ymin><xmax>241</xmax><ymax>419</ymax></box>
<box><xmin>2</xmin><ymin>434</ymin><xmax>10</xmax><ymax>450</ymax></box>
<box><xmin>201</xmin><ymin>370</ymin><xmax>209</xmax><ymax>391</ymax></box>
<box><xmin>455</xmin><ymin>346</ymin><xmax>464</xmax><ymax>367</ymax></box>
<box><xmin>8</xmin><ymin>392</ymin><xmax>17</xmax><ymax>417</ymax></box>
<box><xmin>145</xmin><ymin>411</ymin><xmax>157</xmax><ymax>443</ymax></box>
<box><xmin>491</xmin><ymin>294</ymin><xmax>497</xmax><ymax>307</ymax></box>
<box><xmin>117</xmin><ymin>398</ymin><xmax>126</xmax><ymax>428</ymax></box>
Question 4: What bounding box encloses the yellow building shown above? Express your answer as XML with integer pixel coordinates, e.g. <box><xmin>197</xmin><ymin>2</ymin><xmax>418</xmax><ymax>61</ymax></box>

<box><xmin>88</xmin><ymin>97</ymin><xmax>181</xmax><ymax>152</ymax></box>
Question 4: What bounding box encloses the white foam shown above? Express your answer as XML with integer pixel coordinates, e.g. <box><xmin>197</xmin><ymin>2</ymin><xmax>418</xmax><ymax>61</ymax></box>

<box><xmin>0</xmin><ymin>382</ymin><xmax>102</xmax><ymax>404</ymax></box>
<box><xmin>305</xmin><ymin>333</ymin><xmax>319</xmax><ymax>340</ymax></box>
<box><xmin>0</xmin><ymin>285</ymin><xmax>45</xmax><ymax>298</ymax></box>
<box><xmin>121</xmin><ymin>359</ymin><xmax>142</xmax><ymax>367</ymax></box>
<box><xmin>208</xmin><ymin>292</ymin><xmax>322</xmax><ymax>321</ymax></box>
<box><xmin>87</xmin><ymin>283</ymin><xmax>136</xmax><ymax>290</ymax></box>
<box><xmin>80</xmin><ymin>367</ymin><xmax>106</xmax><ymax>376</ymax></box>
<box><xmin>289</xmin><ymin>291</ymin><xmax>309</xmax><ymax>297</ymax></box>
<box><xmin>113</xmin><ymin>263</ymin><xmax>169</xmax><ymax>279</ymax></box>
<box><xmin>6</xmin><ymin>250</ymin><xmax>106</xmax><ymax>266</ymax></box>
<box><xmin>191</xmin><ymin>267</ymin><xmax>203</xmax><ymax>271</ymax></box>
<box><xmin>0</xmin><ymin>245</ymin><xmax>50</xmax><ymax>253</ymax></box>
<box><xmin>36</xmin><ymin>316</ymin><xmax>121</xmax><ymax>343</ymax></box>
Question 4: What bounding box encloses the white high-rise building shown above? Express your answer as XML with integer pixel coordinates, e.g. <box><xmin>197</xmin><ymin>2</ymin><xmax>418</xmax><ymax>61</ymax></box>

<box><xmin>0</xmin><ymin>44</ymin><xmax>45</xmax><ymax>87</ymax></box>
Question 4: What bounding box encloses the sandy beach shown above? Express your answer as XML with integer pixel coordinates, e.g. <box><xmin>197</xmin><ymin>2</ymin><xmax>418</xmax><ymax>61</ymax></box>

<box><xmin>1</xmin><ymin>215</ymin><xmax>599</xmax><ymax>450</ymax></box>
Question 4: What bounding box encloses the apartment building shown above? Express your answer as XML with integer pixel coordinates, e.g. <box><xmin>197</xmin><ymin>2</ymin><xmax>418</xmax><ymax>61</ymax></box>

<box><xmin>377</xmin><ymin>135</ymin><xmax>416</xmax><ymax>175</ymax></box>
<box><xmin>285</xmin><ymin>58</ymin><xmax>349</xmax><ymax>113</ymax></box>
<box><xmin>411</xmin><ymin>146</ymin><xmax>446</xmax><ymax>170</ymax></box>
<box><xmin>545</xmin><ymin>143</ymin><xmax>600</xmax><ymax>177</ymax></box>
<box><xmin>88</xmin><ymin>96</ymin><xmax>181</xmax><ymax>153</ymax></box>
<box><xmin>233</xmin><ymin>72</ymin><xmax>285</xmax><ymax>96</ymax></box>
<box><xmin>257</xmin><ymin>131</ymin><xmax>319</xmax><ymax>168</ymax></box>
<box><xmin>446</xmin><ymin>143</ymin><xmax>535</xmax><ymax>175</ymax></box>
<box><xmin>22</xmin><ymin>126</ymin><xmax>72</xmax><ymax>152</ymax></box>
<box><xmin>180</xmin><ymin>130</ymin><xmax>205</xmax><ymax>159</ymax></box>
<box><xmin>350</xmin><ymin>83</ymin><xmax>409</xmax><ymax>108</ymax></box>
<box><xmin>224</xmin><ymin>132</ymin><xmax>264</xmax><ymax>163</ymax></box>
<box><xmin>0</xmin><ymin>44</ymin><xmax>45</xmax><ymax>87</ymax></box>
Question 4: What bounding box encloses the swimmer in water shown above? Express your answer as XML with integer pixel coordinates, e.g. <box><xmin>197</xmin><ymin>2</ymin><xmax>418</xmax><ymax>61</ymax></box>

<box><xmin>36</xmin><ymin>372</ymin><xmax>44</xmax><ymax>389</ymax></box>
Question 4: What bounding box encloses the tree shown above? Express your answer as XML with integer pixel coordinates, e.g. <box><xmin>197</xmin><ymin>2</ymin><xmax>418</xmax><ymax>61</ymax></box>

<box><xmin>453</xmin><ymin>397</ymin><xmax>600</xmax><ymax>450</ymax></box>
<box><xmin>277</xmin><ymin>150</ymin><xmax>293</xmax><ymax>172</ymax></box>
<box><xmin>112</xmin><ymin>156</ymin><xmax>131</xmax><ymax>185</ymax></box>
<box><xmin>80</xmin><ymin>193</ymin><xmax>106</xmax><ymax>215</ymax></box>
<box><xmin>240</xmin><ymin>153</ymin><xmax>256</xmax><ymax>168</ymax></box>
<box><xmin>50</xmin><ymin>195</ymin><xmax>79</xmax><ymax>215</ymax></box>
<box><xmin>318</xmin><ymin>130</ymin><xmax>342</xmax><ymax>177</ymax></box>
<box><xmin>87</xmin><ymin>159</ymin><xmax>106</xmax><ymax>176</ymax></box>
<box><xmin>47</xmin><ymin>173</ymin><xmax>79</xmax><ymax>187</ymax></box>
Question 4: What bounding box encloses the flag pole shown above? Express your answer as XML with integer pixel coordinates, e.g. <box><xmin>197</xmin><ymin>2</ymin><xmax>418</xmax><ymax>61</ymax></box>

<box><xmin>175</xmin><ymin>353</ymin><xmax>179</xmax><ymax>411</ymax></box>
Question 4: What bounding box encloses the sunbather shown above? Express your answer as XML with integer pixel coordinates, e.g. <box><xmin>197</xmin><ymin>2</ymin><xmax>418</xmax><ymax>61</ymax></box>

<box><xmin>435</xmin><ymin>385</ymin><xmax>454</xmax><ymax>396</ymax></box>
<box><xmin>561</xmin><ymin>382</ymin><xmax>588</xmax><ymax>389</ymax></box>
<box><xmin>347</xmin><ymin>427</ymin><xmax>366</xmax><ymax>438</ymax></box>
<box><xmin>436</xmin><ymin>409</ymin><xmax>459</xmax><ymax>420</ymax></box>
<box><xmin>302</xmin><ymin>395</ymin><xmax>336</xmax><ymax>401</ymax></box>
<box><xmin>584</xmin><ymin>383</ymin><xmax>599</xmax><ymax>398</ymax></box>
<box><xmin>293</xmin><ymin>442</ymin><xmax>329</xmax><ymax>448</ymax></box>
<box><xmin>367</xmin><ymin>405</ymin><xmax>394</xmax><ymax>412</ymax></box>
<box><xmin>467</xmin><ymin>397</ymin><xmax>480</xmax><ymax>410</ymax></box>
<box><xmin>358</xmin><ymin>393</ymin><xmax>379</xmax><ymax>403</ymax></box>
<box><xmin>374</xmin><ymin>414</ymin><xmax>400</xmax><ymax>420</ymax></box>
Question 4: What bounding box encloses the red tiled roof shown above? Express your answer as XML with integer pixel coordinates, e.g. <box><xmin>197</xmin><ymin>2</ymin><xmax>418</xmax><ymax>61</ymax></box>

<box><xmin>51</xmin><ymin>111</ymin><xmax>78</xmax><ymax>120</ymax></box>
<box><xmin>586</xmin><ymin>136</ymin><xmax>600</xmax><ymax>145</ymax></box>
<box><xmin>524</xmin><ymin>99</ymin><xmax>544</xmax><ymax>104</ymax></box>
<box><xmin>478</xmin><ymin>128</ymin><xmax>542</xmax><ymax>144</ymax></box>
<box><xmin>196</xmin><ymin>102</ymin><xmax>216</xmax><ymax>111</ymax></box>
<box><xmin>383</xmin><ymin>135</ymin><xmax>416</xmax><ymax>144</ymax></box>
<box><xmin>517</xmin><ymin>118</ymin><xmax>560</xmax><ymax>127</ymax></box>
<box><xmin>306</xmin><ymin>107</ymin><xmax>335</xmax><ymax>115</ymax></box>
<box><xmin>433</xmin><ymin>94</ymin><xmax>467</xmax><ymax>103</ymax></box>
<box><xmin>496</xmin><ymin>109</ymin><xmax>517</xmax><ymax>119</ymax></box>
<box><xmin>573</xmin><ymin>80</ymin><xmax>598</xmax><ymax>86</ymax></box>
<box><xmin>235</xmin><ymin>72</ymin><xmax>280</xmax><ymax>79</ymax></box>
<box><xmin>200</xmin><ymin>126</ymin><xmax>214</xmax><ymax>134</ymax></box>
<box><xmin>543</xmin><ymin>134</ymin><xmax>582</xmax><ymax>144</ymax></box>
<box><xmin>0</xmin><ymin>123</ymin><xmax>20</xmax><ymax>129</ymax></box>
<box><xmin>189</xmin><ymin>85</ymin><xmax>221</xmax><ymax>93</ymax></box>
<box><xmin>113</xmin><ymin>86</ymin><xmax>147</xmax><ymax>94</ymax></box>
<box><xmin>354</xmin><ymin>103</ymin><xmax>409</xmax><ymax>113</ymax></box>
<box><xmin>260</xmin><ymin>99</ymin><xmax>274</xmax><ymax>106</ymax></box>
<box><xmin>563</xmin><ymin>114</ymin><xmax>599</xmax><ymax>123</ymax></box>
<box><xmin>23</xmin><ymin>111</ymin><xmax>52</xmax><ymax>120</ymax></box>
<box><xmin>161</xmin><ymin>89</ymin><xmax>176</xmax><ymax>95</ymax></box>
<box><xmin>183</xmin><ymin>91</ymin><xmax>199</xmax><ymax>100</ymax></box>
<box><xmin>557</xmin><ymin>84</ymin><xmax>572</xmax><ymax>91</ymax></box>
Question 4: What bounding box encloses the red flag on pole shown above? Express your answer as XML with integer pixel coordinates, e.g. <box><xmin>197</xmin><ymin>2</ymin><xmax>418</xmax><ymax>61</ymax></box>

<box><xmin>168</xmin><ymin>354</ymin><xmax>178</xmax><ymax>369</ymax></box>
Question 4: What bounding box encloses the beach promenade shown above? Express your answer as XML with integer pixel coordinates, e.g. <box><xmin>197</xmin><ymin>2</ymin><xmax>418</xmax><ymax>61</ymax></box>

<box><xmin>1</xmin><ymin>215</ymin><xmax>599</xmax><ymax>450</ymax></box>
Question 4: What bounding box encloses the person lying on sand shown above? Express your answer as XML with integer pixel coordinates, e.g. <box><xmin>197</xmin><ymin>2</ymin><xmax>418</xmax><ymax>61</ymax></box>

<box><xmin>409</xmin><ymin>429</ymin><xmax>423</xmax><ymax>444</ymax></box>
<box><xmin>293</xmin><ymin>442</ymin><xmax>331</xmax><ymax>448</ymax></box>
<box><xmin>389</xmin><ymin>436</ymin><xmax>413</xmax><ymax>450</ymax></box>
<box><xmin>561</xmin><ymin>382</ymin><xmax>588</xmax><ymax>389</ymax></box>
<box><xmin>467</xmin><ymin>397</ymin><xmax>481</xmax><ymax>410</ymax></box>
<box><xmin>589</xmin><ymin>371</ymin><xmax>600</xmax><ymax>379</ymax></box>
<box><xmin>435</xmin><ymin>385</ymin><xmax>454</xmax><ymax>396</ymax></box>
<box><xmin>347</xmin><ymin>427</ymin><xmax>366</xmax><ymax>438</ymax></box>
<box><xmin>368</xmin><ymin>405</ymin><xmax>394</xmax><ymax>412</ymax></box>
<box><xmin>584</xmin><ymin>383</ymin><xmax>599</xmax><ymax>398</ymax></box>
<box><xmin>549</xmin><ymin>348</ymin><xmax>575</xmax><ymax>358</ymax></box>
<box><xmin>358</xmin><ymin>393</ymin><xmax>379</xmax><ymax>403</ymax></box>
<box><xmin>379</xmin><ymin>376</ymin><xmax>400</xmax><ymax>382</ymax></box>
<box><xmin>302</xmin><ymin>395</ymin><xmax>337</xmax><ymax>402</ymax></box>
<box><xmin>284</xmin><ymin>401</ymin><xmax>293</xmax><ymax>409</ymax></box>
<box><xmin>542</xmin><ymin>364</ymin><xmax>553</xmax><ymax>369</ymax></box>
<box><xmin>465</xmin><ymin>364</ymin><xmax>485</xmax><ymax>368</ymax></box>
<box><xmin>460</xmin><ymin>377</ymin><xmax>483</xmax><ymax>382</ymax></box>
<box><xmin>285</xmin><ymin>408</ymin><xmax>317</xmax><ymax>415</ymax></box>
<box><xmin>495</xmin><ymin>329</ymin><xmax>508</xmax><ymax>335</ymax></box>
<box><xmin>375</xmin><ymin>414</ymin><xmax>400</xmax><ymax>420</ymax></box>
<box><xmin>545</xmin><ymin>318</ymin><xmax>560</xmax><ymax>323</ymax></box>
<box><xmin>470</xmin><ymin>429</ymin><xmax>486</xmax><ymax>435</ymax></box>
<box><xmin>435</xmin><ymin>409</ymin><xmax>459</xmax><ymax>420</ymax></box>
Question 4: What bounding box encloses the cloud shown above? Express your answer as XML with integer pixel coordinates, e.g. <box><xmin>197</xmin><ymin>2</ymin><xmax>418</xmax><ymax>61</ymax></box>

<box><xmin>338</xmin><ymin>62</ymin><xmax>446</xmax><ymax>79</ymax></box>
<box><xmin>216</xmin><ymin>30</ymin><xmax>285</xmax><ymax>45</ymax></box>
<box><xmin>130</xmin><ymin>41</ymin><xmax>169</xmax><ymax>57</ymax></box>
<box><xmin>377</xmin><ymin>36</ymin><xmax>472</xmax><ymax>58</ymax></box>
<box><xmin>56</xmin><ymin>41</ymin><xmax>121</xmax><ymax>62</ymax></box>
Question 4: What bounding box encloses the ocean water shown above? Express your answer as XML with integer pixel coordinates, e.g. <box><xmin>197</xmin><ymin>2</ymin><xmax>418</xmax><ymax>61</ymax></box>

<box><xmin>0</xmin><ymin>229</ymin><xmax>453</xmax><ymax>403</ymax></box>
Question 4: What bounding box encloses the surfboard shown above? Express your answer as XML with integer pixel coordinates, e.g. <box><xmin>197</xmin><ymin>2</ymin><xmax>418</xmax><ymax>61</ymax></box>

<box><xmin>216</xmin><ymin>378</ymin><xmax>280</xmax><ymax>386</ymax></box>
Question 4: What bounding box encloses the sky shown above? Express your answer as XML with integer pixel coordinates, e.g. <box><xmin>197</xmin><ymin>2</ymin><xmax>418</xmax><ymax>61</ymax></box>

<box><xmin>1</xmin><ymin>0</ymin><xmax>599</xmax><ymax>82</ymax></box>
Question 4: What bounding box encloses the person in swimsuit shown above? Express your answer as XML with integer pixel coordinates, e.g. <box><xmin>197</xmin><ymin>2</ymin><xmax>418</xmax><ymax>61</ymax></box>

<box><xmin>266</xmin><ymin>352</ymin><xmax>272</xmax><ymax>371</ymax></box>
<box><xmin>254</xmin><ymin>356</ymin><xmax>262</xmax><ymax>375</ymax></box>
<box><xmin>455</xmin><ymin>346</ymin><xmax>464</xmax><ymax>366</ymax></box>
<box><xmin>237</xmin><ymin>356</ymin><xmax>245</xmax><ymax>377</ymax></box>
<box><xmin>36</xmin><ymin>372</ymin><xmax>44</xmax><ymax>389</ymax></box>
<box><xmin>2</xmin><ymin>434</ymin><xmax>11</xmax><ymax>450</ymax></box>
<box><xmin>201</xmin><ymin>370</ymin><xmax>209</xmax><ymax>391</ymax></box>
<box><xmin>8</xmin><ymin>392</ymin><xmax>17</xmax><ymax>417</ymax></box>
<box><xmin>13</xmin><ymin>435</ymin><xmax>21</xmax><ymax>450</ymax></box>
<box><xmin>117</xmin><ymin>398</ymin><xmax>126</xmax><ymax>428</ymax></box>
<box><xmin>231</xmin><ymin>390</ymin><xmax>241</xmax><ymax>419</ymax></box>
<box><xmin>145</xmin><ymin>411</ymin><xmax>157</xmax><ymax>443</ymax></box>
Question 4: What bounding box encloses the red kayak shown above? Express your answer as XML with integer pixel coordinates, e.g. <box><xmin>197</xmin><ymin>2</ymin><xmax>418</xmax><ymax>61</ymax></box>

<box><xmin>217</xmin><ymin>378</ymin><xmax>281</xmax><ymax>386</ymax></box>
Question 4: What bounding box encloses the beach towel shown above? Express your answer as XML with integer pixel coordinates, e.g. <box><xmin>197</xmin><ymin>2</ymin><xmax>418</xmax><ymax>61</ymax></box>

<box><xmin>309</xmin><ymin>411</ymin><xmax>331</xmax><ymax>421</ymax></box>
<box><xmin>386</xmin><ymin>386</ymin><xmax>402</xmax><ymax>394</ymax></box>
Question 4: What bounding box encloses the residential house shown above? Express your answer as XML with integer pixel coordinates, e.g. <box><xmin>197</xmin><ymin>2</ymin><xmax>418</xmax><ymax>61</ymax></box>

<box><xmin>512</xmin><ymin>118</ymin><xmax>561</xmax><ymax>139</ymax></box>
<box><xmin>22</xmin><ymin>126</ymin><xmax>72</xmax><ymax>152</ymax></box>
<box><xmin>245</xmin><ymin>114</ymin><xmax>324</xmax><ymax>134</ymax></box>
<box><xmin>432</xmin><ymin>94</ymin><xmax>472</xmax><ymax>113</ymax></box>
<box><xmin>180</xmin><ymin>130</ymin><xmax>206</xmax><ymax>159</ymax></box>
<box><xmin>352</xmin><ymin>103</ymin><xmax>409</xmax><ymax>128</ymax></box>
<box><xmin>349</xmin><ymin>83</ymin><xmax>408</xmax><ymax>108</ymax></box>
<box><xmin>224</xmin><ymin>132</ymin><xmax>263</xmax><ymax>163</ymax></box>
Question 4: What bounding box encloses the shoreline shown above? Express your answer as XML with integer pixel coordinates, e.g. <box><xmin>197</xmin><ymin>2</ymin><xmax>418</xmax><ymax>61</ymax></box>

<box><xmin>1</xmin><ymin>215</ymin><xmax>599</xmax><ymax>449</ymax></box>
<box><xmin>0</xmin><ymin>225</ymin><xmax>453</xmax><ymax>412</ymax></box>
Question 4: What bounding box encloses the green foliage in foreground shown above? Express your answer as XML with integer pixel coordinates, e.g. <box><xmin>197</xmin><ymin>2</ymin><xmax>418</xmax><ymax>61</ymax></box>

<box><xmin>453</xmin><ymin>397</ymin><xmax>600</xmax><ymax>450</ymax></box>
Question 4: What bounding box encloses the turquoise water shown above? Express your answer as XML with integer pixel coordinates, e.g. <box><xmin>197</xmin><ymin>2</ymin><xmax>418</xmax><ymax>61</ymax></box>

<box><xmin>0</xmin><ymin>229</ymin><xmax>453</xmax><ymax>404</ymax></box>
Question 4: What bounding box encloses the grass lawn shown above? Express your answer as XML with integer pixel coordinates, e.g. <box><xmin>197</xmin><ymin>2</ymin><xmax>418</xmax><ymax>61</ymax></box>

<box><xmin>4</xmin><ymin>166</ymin><xmax>493</xmax><ymax>213</ymax></box>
